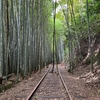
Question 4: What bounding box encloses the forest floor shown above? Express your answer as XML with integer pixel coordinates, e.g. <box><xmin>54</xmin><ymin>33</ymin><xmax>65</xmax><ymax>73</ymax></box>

<box><xmin>0</xmin><ymin>64</ymin><xmax>100</xmax><ymax>100</ymax></box>
<box><xmin>61</xmin><ymin>64</ymin><xmax>100</xmax><ymax>100</ymax></box>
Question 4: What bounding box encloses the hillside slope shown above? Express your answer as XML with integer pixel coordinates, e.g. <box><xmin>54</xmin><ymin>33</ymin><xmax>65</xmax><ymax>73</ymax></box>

<box><xmin>74</xmin><ymin>32</ymin><xmax>100</xmax><ymax>96</ymax></box>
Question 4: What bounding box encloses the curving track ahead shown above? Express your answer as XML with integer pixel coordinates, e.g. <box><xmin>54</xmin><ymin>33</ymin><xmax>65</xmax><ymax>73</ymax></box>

<box><xmin>26</xmin><ymin>65</ymin><xmax>73</xmax><ymax>100</ymax></box>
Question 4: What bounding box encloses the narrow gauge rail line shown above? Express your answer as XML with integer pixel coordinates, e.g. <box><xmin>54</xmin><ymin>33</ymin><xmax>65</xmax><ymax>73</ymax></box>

<box><xmin>26</xmin><ymin>65</ymin><xmax>73</xmax><ymax>100</ymax></box>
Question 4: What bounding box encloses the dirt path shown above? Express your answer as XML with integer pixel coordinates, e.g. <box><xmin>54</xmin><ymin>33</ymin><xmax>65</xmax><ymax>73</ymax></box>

<box><xmin>0</xmin><ymin>64</ymin><xmax>100</xmax><ymax>100</ymax></box>
<box><xmin>59</xmin><ymin>64</ymin><xmax>100</xmax><ymax>100</ymax></box>
<box><xmin>0</xmin><ymin>66</ymin><xmax>51</xmax><ymax>100</ymax></box>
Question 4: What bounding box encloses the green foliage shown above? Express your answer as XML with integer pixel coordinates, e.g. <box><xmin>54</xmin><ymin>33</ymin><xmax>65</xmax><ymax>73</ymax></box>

<box><xmin>88</xmin><ymin>0</ymin><xmax>100</xmax><ymax>15</ymax></box>
<box><xmin>48</xmin><ymin>16</ymin><xmax>65</xmax><ymax>39</ymax></box>
<box><xmin>94</xmin><ymin>1</ymin><xmax>100</xmax><ymax>13</ymax></box>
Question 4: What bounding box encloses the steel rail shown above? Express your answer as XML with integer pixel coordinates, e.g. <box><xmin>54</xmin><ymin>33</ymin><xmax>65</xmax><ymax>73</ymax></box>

<box><xmin>26</xmin><ymin>67</ymin><xmax>50</xmax><ymax>100</ymax></box>
<box><xmin>59</xmin><ymin>70</ymin><xmax>73</xmax><ymax>100</ymax></box>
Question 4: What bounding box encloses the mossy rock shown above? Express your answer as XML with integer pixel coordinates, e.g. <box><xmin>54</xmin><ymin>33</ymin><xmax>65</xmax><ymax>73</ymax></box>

<box><xmin>0</xmin><ymin>81</ymin><xmax>13</xmax><ymax>93</ymax></box>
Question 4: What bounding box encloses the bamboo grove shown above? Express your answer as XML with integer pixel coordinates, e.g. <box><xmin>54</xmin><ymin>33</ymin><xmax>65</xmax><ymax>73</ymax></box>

<box><xmin>0</xmin><ymin>0</ymin><xmax>54</xmax><ymax>82</ymax></box>
<box><xmin>55</xmin><ymin>0</ymin><xmax>100</xmax><ymax>73</ymax></box>
<box><xmin>0</xmin><ymin>0</ymin><xmax>100</xmax><ymax>83</ymax></box>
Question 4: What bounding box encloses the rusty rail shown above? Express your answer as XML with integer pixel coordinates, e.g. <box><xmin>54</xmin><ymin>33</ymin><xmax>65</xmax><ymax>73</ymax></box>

<box><xmin>26</xmin><ymin>67</ymin><xmax>50</xmax><ymax>100</ymax></box>
<box><xmin>59</xmin><ymin>70</ymin><xmax>73</xmax><ymax>100</ymax></box>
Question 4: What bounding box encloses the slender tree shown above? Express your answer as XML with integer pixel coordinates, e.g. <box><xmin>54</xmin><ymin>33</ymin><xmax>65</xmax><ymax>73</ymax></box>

<box><xmin>0</xmin><ymin>0</ymin><xmax>3</xmax><ymax>84</ymax></box>
<box><xmin>86</xmin><ymin>0</ymin><xmax>93</xmax><ymax>72</ymax></box>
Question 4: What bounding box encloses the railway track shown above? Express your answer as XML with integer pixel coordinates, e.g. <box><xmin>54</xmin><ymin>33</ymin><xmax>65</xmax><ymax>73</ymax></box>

<box><xmin>26</xmin><ymin>65</ymin><xmax>73</xmax><ymax>100</ymax></box>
